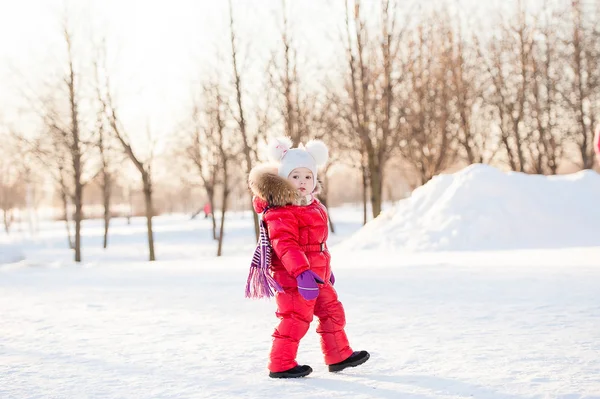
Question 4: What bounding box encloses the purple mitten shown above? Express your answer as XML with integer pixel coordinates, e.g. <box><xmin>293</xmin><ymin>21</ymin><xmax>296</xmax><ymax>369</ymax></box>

<box><xmin>296</xmin><ymin>270</ymin><xmax>324</xmax><ymax>300</ymax></box>
<box><xmin>330</xmin><ymin>272</ymin><xmax>335</xmax><ymax>286</ymax></box>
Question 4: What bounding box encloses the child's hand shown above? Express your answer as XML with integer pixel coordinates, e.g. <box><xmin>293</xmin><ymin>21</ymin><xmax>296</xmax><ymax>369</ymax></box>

<box><xmin>296</xmin><ymin>270</ymin><xmax>324</xmax><ymax>300</ymax></box>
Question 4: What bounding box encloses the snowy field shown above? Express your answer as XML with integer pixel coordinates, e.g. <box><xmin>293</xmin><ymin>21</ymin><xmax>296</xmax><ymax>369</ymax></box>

<box><xmin>2</xmin><ymin>165</ymin><xmax>600</xmax><ymax>399</ymax></box>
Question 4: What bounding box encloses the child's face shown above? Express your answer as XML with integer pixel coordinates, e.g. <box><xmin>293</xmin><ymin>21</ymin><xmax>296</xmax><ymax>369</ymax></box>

<box><xmin>287</xmin><ymin>167</ymin><xmax>313</xmax><ymax>194</ymax></box>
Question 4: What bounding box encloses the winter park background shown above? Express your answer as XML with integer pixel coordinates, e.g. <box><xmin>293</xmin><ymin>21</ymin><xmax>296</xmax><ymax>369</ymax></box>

<box><xmin>2</xmin><ymin>0</ymin><xmax>600</xmax><ymax>398</ymax></box>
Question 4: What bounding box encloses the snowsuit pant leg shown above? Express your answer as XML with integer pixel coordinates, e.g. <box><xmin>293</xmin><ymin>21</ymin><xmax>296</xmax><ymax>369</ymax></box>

<box><xmin>268</xmin><ymin>288</ymin><xmax>315</xmax><ymax>373</ymax></box>
<box><xmin>313</xmin><ymin>284</ymin><xmax>354</xmax><ymax>365</ymax></box>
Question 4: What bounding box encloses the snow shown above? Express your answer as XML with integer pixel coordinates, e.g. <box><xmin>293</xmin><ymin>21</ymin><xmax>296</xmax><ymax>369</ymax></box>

<box><xmin>342</xmin><ymin>164</ymin><xmax>600</xmax><ymax>252</ymax></box>
<box><xmin>1</xmin><ymin>165</ymin><xmax>600</xmax><ymax>398</ymax></box>
<box><xmin>0</xmin><ymin>240</ymin><xmax>24</xmax><ymax>265</ymax></box>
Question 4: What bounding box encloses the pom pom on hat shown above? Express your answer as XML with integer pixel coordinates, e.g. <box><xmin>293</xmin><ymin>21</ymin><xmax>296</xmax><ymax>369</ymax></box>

<box><xmin>267</xmin><ymin>137</ymin><xmax>293</xmax><ymax>162</ymax></box>
<box><xmin>305</xmin><ymin>139</ymin><xmax>329</xmax><ymax>166</ymax></box>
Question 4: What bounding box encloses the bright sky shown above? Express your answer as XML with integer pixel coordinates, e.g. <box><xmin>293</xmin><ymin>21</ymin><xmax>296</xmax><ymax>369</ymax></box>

<box><xmin>0</xmin><ymin>0</ymin><xmax>509</xmax><ymax>150</ymax></box>
<box><xmin>0</xmin><ymin>0</ymin><xmax>344</xmax><ymax>145</ymax></box>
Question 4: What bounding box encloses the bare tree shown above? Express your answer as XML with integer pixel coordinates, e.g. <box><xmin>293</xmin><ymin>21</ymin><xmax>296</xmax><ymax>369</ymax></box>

<box><xmin>14</xmin><ymin>121</ymin><xmax>75</xmax><ymax>248</ymax></box>
<box><xmin>101</xmin><ymin>85</ymin><xmax>157</xmax><ymax>261</ymax></box>
<box><xmin>62</xmin><ymin>26</ymin><xmax>86</xmax><ymax>262</ymax></box>
<box><xmin>56</xmin><ymin>150</ymin><xmax>75</xmax><ymax>249</ymax></box>
<box><xmin>20</xmin><ymin>122</ymin><xmax>74</xmax><ymax>248</ymax></box>
<box><xmin>322</xmin><ymin>87</ymin><xmax>370</xmax><ymax>224</ymax></box>
<box><xmin>211</xmin><ymin>84</ymin><xmax>233</xmax><ymax>257</ymax></box>
<box><xmin>11</xmin><ymin>145</ymin><xmax>42</xmax><ymax>236</ymax></box>
<box><xmin>0</xmin><ymin>133</ymin><xmax>28</xmax><ymax>235</ymax></box>
<box><xmin>267</xmin><ymin>0</ymin><xmax>316</xmax><ymax>147</ymax></box>
<box><xmin>0</xmin><ymin>161</ymin><xmax>22</xmax><ymax>235</ymax></box>
<box><xmin>400</xmin><ymin>12</ymin><xmax>459</xmax><ymax>184</ymax></box>
<box><xmin>340</xmin><ymin>0</ymin><xmax>408</xmax><ymax>218</ymax></box>
<box><xmin>563</xmin><ymin>0</ymin><xmax>600</xmax><ymax>169</ymax></box>
<box><xmin>478</xmin><ymin>1</ymin><xmax>535</xmax><ymax>172</ymax></box>
<box><xmin>228</xmin><ymin>0</ymin><xmax>260</xmax><ymax>240</ymax></box>
<box><xmin>14</xmin><ymin>23</ymin><xmax>89</xmax><ymax>260</ymax></box>
<box><xmin>95</xmin><ymin>109</ymin><xmax>113</xmax><ymax>248</ymax></box>
<box><xmin>450</xmin><ymin>19</ymin><xmax>499</xmax><ymax>165</ymax></box>
<box><xmin>184</xmin><ymin>101</ymin><xmax>220</xmax><ymax>240</ymax></box>
<box><xmin>93</xmin><ymin>42</ymin><xmax>116</xmax><ymax>249</ymax></box>
<box><xmin>526</xmin><ymin>3</ymin><xmax>565</xmax><ymax>174</ymax></box>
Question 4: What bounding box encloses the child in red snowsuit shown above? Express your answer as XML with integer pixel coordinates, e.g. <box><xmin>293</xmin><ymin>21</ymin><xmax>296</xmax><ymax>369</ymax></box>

<box><xmin>248</xmin><ymin>137</ymin><xmax>369</xmax><ymax>379</ymax></box>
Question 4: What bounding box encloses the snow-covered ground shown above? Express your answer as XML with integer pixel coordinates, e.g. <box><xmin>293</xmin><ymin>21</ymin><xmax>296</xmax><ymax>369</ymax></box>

<box><xmin>2</xmin><ymin>165</ymin><xmax>600</xmax><ymax>399</ymax></box>
<box><xmin>0</xmin><ymin>242</ymin><xmax>24</xmax><ymax>264</ymax></box>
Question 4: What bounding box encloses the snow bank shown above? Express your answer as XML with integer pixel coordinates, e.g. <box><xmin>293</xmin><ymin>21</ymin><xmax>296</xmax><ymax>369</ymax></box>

<box><xmin>341</xmin><ymin>164</ymin><xmax>600</xmax><ymax>252</ymax></box>
<box><xmin>0</xmin><ymin>242</ymin><xmax>25</xmax><ymax>265</ymax></box>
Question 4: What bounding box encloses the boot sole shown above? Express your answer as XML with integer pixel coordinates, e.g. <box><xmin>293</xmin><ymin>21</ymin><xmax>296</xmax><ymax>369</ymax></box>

<box><xmin>269</xmin><ymin>366</ymin><xmax>313</xmax><ymax>379</ymax></box>
<box><xmin>328</xmin><ymin>352</ymin><xmax>370</xmax><ymax>372</ymax></box>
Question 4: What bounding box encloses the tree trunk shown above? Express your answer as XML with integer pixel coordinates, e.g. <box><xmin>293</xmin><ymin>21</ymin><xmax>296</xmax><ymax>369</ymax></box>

<box><xmin>103</xmin><ymin>209</ymin><xmax>110</xmax><ymax>249</ymax></box>
<box><xmin>453</xmin><ymin>40</ymin><xmax>476</xmax><ymax>165</ymax></box>
<box><xmin>61</xmin><ymin>190</ymin><xmax>74</xmax><ymax>250</ymax></box>
<box><xmin>3</xmin><ymin>209</ymin><xmax>12</xmax><ymax>234</ymax></box>
<box><xmin>216</xmin><ymin>156</ymin><xmax>229</xmax><ymax>256</ymax></box>
<box><xmin>102</xmin><ymin>172</ymin><xmax>111</xmax><ymax>249</ymax></box>
<box><xmin>367</xmin><ymin>151</ymin><xmax>383</xmax><ymax>219</ymax></box>
<box><xmin>513</xmin><ymin>118</ymin><xmax>526</xmax><ymax>172</ymax></box>
<box><xmin>66</xmin><ymin>29</ymin><xmax>83</xmax><ymax>263</ymax></box>
<box><xmin>514</xmin><ymin>15</ymin><xmax>529</xmax><ymax>173</ymax></box>
<box><xmin>142</xmin><ymin>173</ymin><xmax>156</xmax><ymax>261</ymax></box>
<box><xmin>370</xmin><ymin>173</ymin><xmax>382</xmax><ymax>219</ymax></box>
<box><xmin>571</xmin><ymin>1</ymin><xmax>594</xmax><ymax>169</ymax></box>
<box><xmin>217</xmin><ymin>185</ymin><xmax>228</xmax><ymax>257</ymax></box>
<box><xmin>361</xmin><ymin>162</ymin><xmax>368</xmax><ymax>225</ymax></box>
<box><xmin>25</xmin><ymin>184</ymin><xmax>36</xmax><ymax>236</ymax></box>
<box><xmin>500</xmin><ymin>125</ymin><xmax>518</xmax><ymax>171</ymax></box>
<box><xmin>209</xmin><ymin>196</ymin><xmax>217</xmax><ymax>241</ymax></box>
<box><xmin>97</xmin><ymin>122</ymin><xmax>112</xmax><ymax>249</ymax></box>
<box><xmin>127</xmin><ymin>187</ymin><xmax>133</xmax><ymax>225</ymax></box>
<box><xmin>325</xmin><ymin>201</ymin><xmax>335</xmax><ymax>234</ymax></box>
<box><xmin>249</xmin><ymin>199</ymin><xmax>259</xmax><ymax>240</ymax></box>
<box><xmin>74</xmin><ymin>184</ymin><xmax>82</xmax><ymax>262</ymax></box>
<box><xmin>191</xmin><ymin>196</ymin><xmax>217</xmax><ymax>242</ymax></box>
<box><xmin>318</xmin><ymin>177</ymin><xmax>335</xmax><ymax>234</ymax></box>
<box><xmin>204</xmin><ymin>187</ymin><xmax>217</xmax><ymax>240</ymax></box>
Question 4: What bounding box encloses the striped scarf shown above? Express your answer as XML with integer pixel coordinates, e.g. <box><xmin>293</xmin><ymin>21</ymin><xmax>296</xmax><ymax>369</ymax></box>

<box><xmin>245</xmin><ymin>212</ymin><xmax>283</xmax><ymax>299</ymax></box>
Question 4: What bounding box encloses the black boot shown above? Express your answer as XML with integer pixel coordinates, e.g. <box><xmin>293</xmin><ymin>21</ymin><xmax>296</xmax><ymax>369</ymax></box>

<box><xmin>269</xmin><ymin>365</ymin><xmax>313</xmax><ymax>379</ymax></box>
<box><xmin>328</xmin><ymin>351</ymin><xmax>370</xmax><ymax>372</ymax></box>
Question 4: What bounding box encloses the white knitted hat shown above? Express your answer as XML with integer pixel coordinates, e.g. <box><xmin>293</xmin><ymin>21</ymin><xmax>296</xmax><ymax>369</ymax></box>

<box><xmin>267</xmin><ymin>137</ymin><xmax>329</xmax><ymax>191</ymax></box>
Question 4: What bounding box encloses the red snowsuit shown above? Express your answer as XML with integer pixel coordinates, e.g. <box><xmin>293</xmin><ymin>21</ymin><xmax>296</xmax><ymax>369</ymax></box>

<box><xmin>249</xmin><ymin>165</ymin><xmax>353</xmax><ymax>373</ymax></box>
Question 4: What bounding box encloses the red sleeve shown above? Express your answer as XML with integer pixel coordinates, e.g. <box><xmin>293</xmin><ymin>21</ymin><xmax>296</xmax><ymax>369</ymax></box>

<box><xmin>252</xmin><ymin>196</ymin><xmax>268</xmax><ymax>213</ymax></box>
<box><xmin>265</xmin><ymin>208</ymin><xmax>309</xmax><ymax>278</ymax></box>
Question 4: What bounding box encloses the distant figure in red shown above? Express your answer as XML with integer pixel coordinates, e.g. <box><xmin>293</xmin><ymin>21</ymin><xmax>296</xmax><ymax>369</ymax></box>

<box><xmin>203</xmin><ymin>202</ymin><xmax>212</xmax><ymax>219</ymax></box>
<box><xmin>595</xmin><ymin>125</ymin><xmax>600</xmax><ymax>167</ymax></box>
